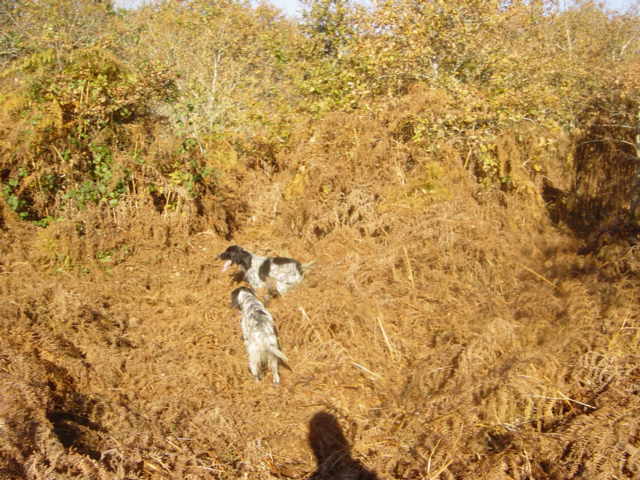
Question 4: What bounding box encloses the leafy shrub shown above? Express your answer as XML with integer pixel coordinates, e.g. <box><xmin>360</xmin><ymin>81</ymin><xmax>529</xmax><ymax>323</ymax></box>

<box><xmin>0</xmin><ymin>46</ymin><xmax>178</xmax><ymax>219</ymax></box>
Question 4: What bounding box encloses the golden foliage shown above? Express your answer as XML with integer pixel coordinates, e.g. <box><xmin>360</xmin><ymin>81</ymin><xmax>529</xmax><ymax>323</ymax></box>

<box><xmin>1</xmin><ymin>1</ymin><xmax>640</xmax><ymax>479</ymax></box>
<box><xmin>3</xmin><ymin>98</ymin><xmax>640</xmax><ymax>476</ymax></box>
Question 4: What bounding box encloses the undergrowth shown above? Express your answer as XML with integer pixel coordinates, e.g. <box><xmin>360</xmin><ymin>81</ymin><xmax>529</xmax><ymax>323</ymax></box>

<box><xmin>2</xmin><ymin>0</ymin><xmax>640</xmax><ymax>479</ymax></box>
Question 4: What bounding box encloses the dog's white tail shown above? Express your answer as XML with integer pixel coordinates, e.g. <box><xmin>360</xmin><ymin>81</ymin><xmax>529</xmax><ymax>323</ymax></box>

<box><xmin>269</xmin><ymin>346</ymin><xmax>289</xmax><ymax>364</ymax></box>
<box><xmin>301</xmin><ymin>260</ymin><xmax>316</xmax><ymax>272</ymax></box>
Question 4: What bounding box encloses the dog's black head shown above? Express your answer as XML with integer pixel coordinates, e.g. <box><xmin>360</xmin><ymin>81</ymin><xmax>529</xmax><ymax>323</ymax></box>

<box><xmin>218</xmin><ymin>245</ymin><xmax>252</xmax><ymax>271</ymax></box>
<box><xmin>230</xmin><ymin>286</ymin><xmax>256</xmax><ymax>310</ymax></box>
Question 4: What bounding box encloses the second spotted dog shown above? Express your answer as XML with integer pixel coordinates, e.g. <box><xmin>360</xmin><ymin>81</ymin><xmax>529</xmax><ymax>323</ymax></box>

<box><xmin>219</xmin><ymin>245</ymin><xmax>312</xmax><ymax>296</ymax></box>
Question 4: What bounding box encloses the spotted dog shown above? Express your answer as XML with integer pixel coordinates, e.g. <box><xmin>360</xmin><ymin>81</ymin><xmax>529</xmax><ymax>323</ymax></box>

<box><xmin>231</xmin><ymin>286</ymin><xmax>288</xmax><ymax>384</ymax></box>
<box><xmin>219</xmin><ymin>245</ymin><xmax>312</xmax><ymax>296</ymax></box>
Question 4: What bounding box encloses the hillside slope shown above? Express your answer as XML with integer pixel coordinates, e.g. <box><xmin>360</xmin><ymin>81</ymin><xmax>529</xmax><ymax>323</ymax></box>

<box><xmin>2</xmin><ymin>107</ymin><xmax>640</xmax><ymax>479</ymax></box>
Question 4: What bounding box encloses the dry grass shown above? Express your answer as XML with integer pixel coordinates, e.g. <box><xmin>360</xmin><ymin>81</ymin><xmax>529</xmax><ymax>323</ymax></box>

<box><xmin>1</xmin><ymin>103</ymin><xmax>640</xmax><ymax>480</ymax></box>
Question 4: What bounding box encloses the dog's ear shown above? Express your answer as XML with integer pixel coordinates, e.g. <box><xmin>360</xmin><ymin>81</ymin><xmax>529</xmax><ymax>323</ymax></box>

<box><xmin>230</xmin><ymin>287</ymin><xmax>242</xmax><ymax>309</ymax></box>
<box><xmin>219</xmin><ymin>246</ymin><xmax>252</xmax><ymax>270</ymax></box>
<box><xmin>231</xmin><ymin>286</ymin><xmax>255</xmax><ymax>308</ymax></box>
<box><xmin>236</xmin><ymin>248</ymin><xmax>252</xmax><ymax>271</ymax></box>
<box><xmin>241</xmin><ymin>286</ymin><xmax>257</xmax><ymax>297</ymax></box>
<box><xmin>218</xmin><ymin>245</ymin><xmax>238</xmax><ymax>260</ymax></box>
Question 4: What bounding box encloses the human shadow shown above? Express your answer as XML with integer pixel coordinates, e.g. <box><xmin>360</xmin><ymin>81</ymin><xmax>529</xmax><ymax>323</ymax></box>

<box><xmin>308</xmin><ymin>411</ymin><xmax>379</xmax><ymax>480</ymax></box>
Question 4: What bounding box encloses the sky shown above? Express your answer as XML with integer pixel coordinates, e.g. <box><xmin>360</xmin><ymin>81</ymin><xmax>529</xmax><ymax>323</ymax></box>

<box><xmin>113</xmin><ymin>0</ymin><xmax>638</xmax><ymax>18</ymax></box>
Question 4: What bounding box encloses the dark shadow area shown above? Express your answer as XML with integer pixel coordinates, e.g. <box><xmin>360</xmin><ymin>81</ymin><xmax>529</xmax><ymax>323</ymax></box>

<box><xmin>542</xmin><ymin>119</ymin><xmax>640</xmax><ymax>256</ymax></box>
<box><xmin>42</xmin><ymin>359</ymin><xmax>105</xmax><ymax>462</ymax></box>
<box><xmin>149</xmin><ymin>189</ymin><xmax>167</xmax><ymax>213</ymax></box>
<box><xmin>308</xmin><ymin>411</ymin><xmax>379</xmax><ymax>480</ymax></box>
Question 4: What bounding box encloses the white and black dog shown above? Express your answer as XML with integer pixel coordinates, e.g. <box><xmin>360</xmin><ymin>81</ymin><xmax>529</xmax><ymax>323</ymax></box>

<box><xmin>219</xmin><ymin>245</ymin><xmax>312</xmax><ymax>296</ymax></box>
<box><xmin>231</xmin><ymin>286</ymin><xmax>288</xmax><ymax>384</ymax></box>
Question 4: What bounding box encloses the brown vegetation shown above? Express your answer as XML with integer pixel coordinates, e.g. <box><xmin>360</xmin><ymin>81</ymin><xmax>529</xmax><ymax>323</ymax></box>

<box><xmin>2</xmin><ymin>0</ymin><xmax>640</xmax><ymax>479</ymax></box>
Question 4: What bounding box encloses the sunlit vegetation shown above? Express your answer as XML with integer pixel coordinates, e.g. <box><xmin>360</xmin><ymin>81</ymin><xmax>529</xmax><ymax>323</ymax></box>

<box><xmin>2</xmin><ymin>0</ymin><xmax>640</xmax><ymax>478</ymax></box>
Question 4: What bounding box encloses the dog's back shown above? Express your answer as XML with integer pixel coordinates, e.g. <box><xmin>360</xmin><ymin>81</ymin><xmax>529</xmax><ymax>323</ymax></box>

<box><xmin>231</xmin><ymin>287</ymin><xmax>288</xmax><ymax>383</ymax></box>
<box><xmin>243</xmin><ymin>309</ymin><xmax>287</xmax><ymax>373</ymax></box>
<box><xmin>258</xmin><ymin>257</ymin><xmax>304</xmax><ymax>295</ymax></box>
